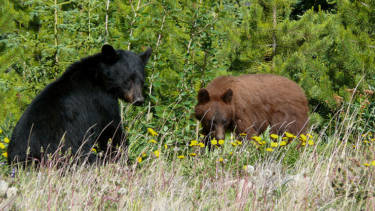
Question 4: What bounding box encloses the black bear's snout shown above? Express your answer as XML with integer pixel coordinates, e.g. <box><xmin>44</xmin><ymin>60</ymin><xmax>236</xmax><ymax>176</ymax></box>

<box><xmin>133</xmin><ymin>97</ymin><xmax>144</xmax><ymax>106</ymax></box>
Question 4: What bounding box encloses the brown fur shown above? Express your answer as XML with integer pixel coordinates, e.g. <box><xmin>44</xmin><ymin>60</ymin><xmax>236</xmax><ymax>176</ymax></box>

<box><xmin>195</xmin><ymin>74</ymin><xmax>309</xmax><ymax>142</ymax></box>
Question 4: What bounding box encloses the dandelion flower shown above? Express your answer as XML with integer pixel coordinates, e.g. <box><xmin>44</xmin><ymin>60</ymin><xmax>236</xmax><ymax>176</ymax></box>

<box><xmin>154</xmin><ymin>150</ymin><xmax>160</xmax><ymax>158</ymax></box>
<box><xmin>270</xmin><ymin>134</ymin><xmax>278</xmax><ymax>139</ymax></box>
<box><xmin>236</xmin><ymin>140</ymin><xmax>242</xmax><ymax>145</ymax></box>
<box><xmin>190</xmin><ymin>140</ymin><xmax>198</xmax><ymax>146</ymax></box>
<box><xmin>240</xmin><ymin>133</ymin><xmax>247</xmax><ymax>136</ymax></box>
<box><xmin>0</xmin><ymin>143</ymin><xmax>5</xmax><ymax>149</ymax></box>
<box><xmin>149</xmin><ymin>139</ymin><xmax>157</xmax><ymax>144</ymax></box>
<box><xmin>164</xmin><ymin>144</ymin><xmax>168</xmax><ymax>149</ymax></box>
<box><xmin>2</xmin><ymin>152</ymin><xmax>7</xmax><ymax>158</ymax></box>
<box><xmin>218</xmin><ymin>139</ymin><xmax>225</xmax><ymax>145</ymax></box>
<box><xmin>308</xmin><ymin>140</ymin><xmax>314</xmax><ymax>146</ymax></box>
<box><xmin>371</xmin><ymin>160</ymin><xmax>375</xmax><ymax>166</ymax></box>
<box><xmin>177</xmin><ymin>155</ymin><xmax>185</xmax><ymax>159</ymax></box>
<box><xmin>218</xmin><ymin>157</ymin><xmax>224</xmax><ymax>162</ymax></box>
<box><xmin>266</xmin><ymin>148</ymin><xmax>274</xmax><ymax>152</ymax></box>
<box><xmin>137</xmin><ymin>157</ymin><xmax>142</xmax><ymax>163</ymax></box>
<box><xmin>285</xmin><ymin>132</ymin><xmax>296</xmax><ymax>138</ymax></box>
<box><xmin>211</xmin><ymin>139</ymin><xmax>217</xmax><ymax>145</ymax></box>
<box><xmin>252</xmin><ymin>136</ymin><xmax>262</xmax><ymax>142</ymax></box>
<box><xmin>199</xmin><ymin>142</ymin><xmax>205</xmax><ymax>148</ymax></box>
<box><xmin>261</xmin><ymin>141</ymin><xmax>266</xmax><ymax>145</ymax></box>
<box><xmin>279</xmin><ymin>141</ymin><xmax>287</xmax><ymax>146</ymax></box>
<box><xmin>147</xmin><ymin>128</ymin><xmax>158</xmax><ymax>136</ymax></box>
<box><xmin>270</xmin><ymin>142</ymin><xmax>278</xmax><ymax>147</ymax></box>
<box><xmin>364</xmin><ymin>163</ymin><xmax>370</xmax><ymax>167</ymax></box>
<box><xmin>302</xmin><ymin>142</ymin><xmax>306</xmax><ymax>146</ymax></box>
<box><xmin>91</xmin><ymin>148</ymin><xmax>97</xmax><ymax>153</ymax></box>
<box><xmin>299</xmin><ymin>134</ymin><xmax>307</xmax><ymax>142</ymax></box>
<box><xmin>189</xmin><ymin>153</ymin><xmax>197</xmax><ymax>157</ymax></box>
<box><xmin>3</xmin><ymin>138</ymin><xmax>9</xmax><ymax>143</ymax></box>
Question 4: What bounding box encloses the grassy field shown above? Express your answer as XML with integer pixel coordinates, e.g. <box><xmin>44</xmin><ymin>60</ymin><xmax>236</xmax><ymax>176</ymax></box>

<box><xmin>0</xmin><ymin>103</ymin><xmax>374</xmax><ymax>210</ymax></box>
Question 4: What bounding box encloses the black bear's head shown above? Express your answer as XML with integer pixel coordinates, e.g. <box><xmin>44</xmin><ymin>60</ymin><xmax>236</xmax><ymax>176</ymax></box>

<box><xmin>100</xmin><ymin>44</ymin><xmax>152</xmax><ymax>106</ymax></box>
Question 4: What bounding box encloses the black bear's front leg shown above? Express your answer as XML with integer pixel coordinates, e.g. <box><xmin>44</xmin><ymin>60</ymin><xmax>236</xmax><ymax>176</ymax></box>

<box><xmin>97</xmin><ymin>122</ymin><xmax>126</xmax><ymax>161</ymax></box>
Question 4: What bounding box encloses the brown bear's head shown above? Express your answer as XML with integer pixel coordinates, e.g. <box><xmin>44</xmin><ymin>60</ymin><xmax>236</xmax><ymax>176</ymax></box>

<box><xmin>194</xmin><ymin>88</ymin><xmax>234</xmax><ymax>141</ymax></box>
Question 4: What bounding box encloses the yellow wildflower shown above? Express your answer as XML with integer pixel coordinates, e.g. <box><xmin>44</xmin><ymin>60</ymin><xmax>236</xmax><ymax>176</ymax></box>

<box><xmin>211</xmin><ymin>139</ymin><xmax>217</xmax><ymax>145</ymax></box>
<box><xmin>2</xmin><ymin>152</ymin><xmax>7</xmax><ymax>158</ymax></box>
<box><xmin>147</xmin><ymin>128</ymin><xmax>158</xmax><ymax>136</ymax></box>
<box><xmin>364</xmin><ymin>140</ymin><xmax>370</xmax><ymax>144</ymax></box>
<box><xmin>137</xmin><ymin>157</ymin><xmax>142</xmax><ymax>163</ymax></box>
<box><xmin>243</xmin><ymin>165</ymin><xmax>247</xmax><ymax>170</ymax></box>
<box><xmin>282</xmin><ymin>137</ymin><xmax>288</xmax><ymax>140</ymax></box>
<box><xmin>142</xmin><ymin>152</ymin><xmax>147</xmax><ymax>157</ymax></box>
<box><xmin>190</xmin><ymin>140</ymin><xmax>198</xmax><ymax>146</ymax></box>
<box><xmin>199</xmin><ymin>142</ymin><xmax>205</xmax><ymax>148</ymax></box>
<box><xmin>218</xmin><ymin>157</ymin><xmax>224</xmax><ymax>162</ymax></box>
<box><xmin>229</xmin><ymin>152</ymin><xmax>233</xmax><ymax>155</ymax></box>
<box><xmin>218</xmin><ymin>139</ymin><xmax>225</xmax><ymax>145</ymax></box>
<box><xmin>177</xmin><ymin>155</ymin><xmax>185</xmax><ymax>159</ymax></box>
<box><xmin>261</xmin><ymin>141</ymin><xmax>266</xmax><ymax>145</ymax></box>
<box><xmin>308</xmin><ymin>140</ymin><xmax>314</xmax><ymax>146</ymax></box>
<box><xmin>279</xmin><ymin>141</ymin><xmax>287</xmax><ymax>146</ymax></box>
<box><xmin>164</xmin><ymin>144</ymin><xmax>168</xmax><ymax>149</ymax></box>
<box><xmin>364</xmin><ymin>163</ymin><xmax>370</xmax><ymax>167</ymax></box>
<box><xmin>3</xmin><ymin>137</ymin><xmax>9</xmax><ymax>143</ymax></box>
<box><xmin>270</xmin><ymin>142</ymin><xmax>278</xmax><ymax>147</ymax></box>
<box><xmin>149</xmin><ymin>139</ymin><xmax>157</xmax><ymax>144</ymax></box>
<box><xmin>306</xmin><ymin>134</ymin><xmax>313</xmax><ymax>138</ymax></box>
<box><xmin>266</xmin><ymin>148</ymin><xmax>274</xmax><ymax>152</ymax></box>
<box><xmin>299</xmin><ymin>134</ymin><xmax>307</xmax><ymax>142</ymax></box>
<box><xmin>270</xmin><ymin>134</ymin><xmax>278</xmax><ymax>139</ymax></box>
<box><xmin>240</xmin><ymin>133</ymin><xmax>247</xmax><ymax>136</ymax></box>
<box><xmin>236</xmin><ymin>140</ymin><xmax>242</xmax><ymax>145</ymax></box>
<box><xmin>231</xmin><ymin>142</ymin><xmax>237</xmax><ymax>147</ymax></box>
<box><xmin>154</xmin><ymin>150</ymin><xmax>160</xmax><ymax>158</ymax></box>
<box><xmin>0</xmin><ymin>143</ymin><xmax>5</xmax><ymax>149</ymax></box>
<box><xmin>189</xmin><ymin>153</ymin><xmax>197</xmax><ymax>157</ymax></box>
<box><xmin>91</xmin><ymin>148</ymin><xmax>97</xmax><ymax>153</ymax></box>
<box><xmin>302</xmin><ymin>142</ymin><xmax>306</xmax><ymax>146</ymax></box>
<box><xmin>252</xmin><ymin>136</ymin><xmax>262</xmax><ymax>142</ymax></box>
<box><xmin>371</xmin><ymin>161</ymin><xmax>375</xmax><ymax>166</ymax></box>
<box><xmin>285</xmin><ymin>132</ymin><xmax>296</xmax><ymax>138</ymax></box>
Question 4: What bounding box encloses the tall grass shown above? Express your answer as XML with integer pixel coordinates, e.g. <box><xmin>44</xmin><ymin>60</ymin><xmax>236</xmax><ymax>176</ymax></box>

<box><xmin>0</xmin><ymin>104</ymin><xmax>375</xmax><ymax>210</ymax></box>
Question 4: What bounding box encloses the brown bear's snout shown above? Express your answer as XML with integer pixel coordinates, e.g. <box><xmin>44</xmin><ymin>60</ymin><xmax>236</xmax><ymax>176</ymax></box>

<box><xmin>215</xmin><ymin>124</ymin><xmax>225</xmax><ymax>141</ymax></box>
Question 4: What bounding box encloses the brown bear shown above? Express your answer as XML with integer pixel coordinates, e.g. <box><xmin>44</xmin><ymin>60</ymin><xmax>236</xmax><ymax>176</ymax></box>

<box><xmin>194</xmin><ymin>74</ymin><xmax>309</xmax><ymax>145</ymax></box>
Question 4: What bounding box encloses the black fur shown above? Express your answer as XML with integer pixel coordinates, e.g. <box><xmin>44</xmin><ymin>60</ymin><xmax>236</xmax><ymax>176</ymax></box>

<box><xmin>8</xmin><ymin>45</ymin><xmax>152</xmax><ymax>165</ymax></box>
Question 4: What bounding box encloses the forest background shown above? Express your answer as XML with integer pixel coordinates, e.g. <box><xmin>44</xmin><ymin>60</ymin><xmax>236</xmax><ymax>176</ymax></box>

<box><xmin>0</xmin><ymin>0</ymin><xmax>375</xmax><ymax>209</ymax></box>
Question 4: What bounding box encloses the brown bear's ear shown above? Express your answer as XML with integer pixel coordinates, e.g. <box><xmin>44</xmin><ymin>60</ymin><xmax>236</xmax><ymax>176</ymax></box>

<box><xmin>198</xmin><ymin>88</ymin><xmax>210</xmax><ymax>104</ymax></box>
<box><xmin>221</xmin><ymin>89</ymin><xmax>233</xmax><ymax>104</ymax></box>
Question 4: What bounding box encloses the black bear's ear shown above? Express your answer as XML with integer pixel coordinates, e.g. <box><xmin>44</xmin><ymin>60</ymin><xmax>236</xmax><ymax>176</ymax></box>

<box><xmin>139</xmin><ymin>48</ymin><xmax>152</xmax><ymax>65</ymax></box>
<box><xmin>101</xmin><ymin>44</ymin><xmax>118</xmax><ymax>63</ymax></box>
<box><xmin>198</xmin><ymin>88</ymin><xmax>210</xmax><ymax>104</ymax></box>
<box><xmin>221</xmin><ymin>89</ymin><xmax>233</xmax><ymax>104</ymax></box>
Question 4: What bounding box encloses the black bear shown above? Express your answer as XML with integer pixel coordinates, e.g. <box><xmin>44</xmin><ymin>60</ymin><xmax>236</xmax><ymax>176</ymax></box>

<box><xmin>195</xmin><ymin>74</ymin><xmax>309</xmax><ymax>145</ymax></box>
<box><xmin>8</xmin><ymin>44</ymin><xmax>152</xmax><ymax>164</ymax></box>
